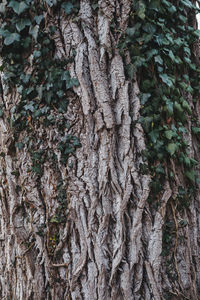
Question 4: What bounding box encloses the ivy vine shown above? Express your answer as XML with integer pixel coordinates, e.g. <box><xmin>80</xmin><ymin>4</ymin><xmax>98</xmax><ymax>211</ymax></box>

<box><xmin>0</xmin><ymin>0</ymin><xmax>81</xmax><ymax>175</ymax></box>
<box><xmin>0</xmin><ymin>0</ymin><xmax>81</xmax><ymax>239</ymax></box>
<box><xmin>118</xmin><ymin>0</ymin><xmax>200</xmax><ymax>205</ymax></box>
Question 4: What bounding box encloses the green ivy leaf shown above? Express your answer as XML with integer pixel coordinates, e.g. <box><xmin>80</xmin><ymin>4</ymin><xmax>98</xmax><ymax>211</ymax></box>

<box><xmin>193</xmin><ymin>30</ymin><xmax>200</xmax><ymax>38</ymax></box>
<box><xmin>142</xmin><ymin>23</ymin><xmax>156</xmax><ymax>34</ymax></box>
<box><xmin>167</xmin><ymin>4</ymin><xmax>176</xmax><ymax>13</ymax></box>
<box><xmin>140</xmin><ymin>93</ymin><xmax>151</xmax><ymax>105</ymax></box>
<box><xmin>178</xmin><ymin>15</ymin><xmax>187</xmax><ymax>23</ymax></box>
<box><xmin>137</xmin><ymin>2</ymin><xmax>146</xmax><ymax>19</ymax></box>
<box><xmin>140</xmin><ymin>116</ymin><xmax>153</xmax><ymax>132</ymax></box>
<box><xmin>149</xmin><ymin>130</ymin><xmax>159</xmax><ymax>143</ymax></box>
<box><xmin>190</xmin><ymin>158</ymin><xmax>198</xmax><ymax>165</ymax></box>
<box><xmin>146</xmin><ymin>49</ymin><xmax>158</xmax><ymax>60</ymax></box>
<box><xmin>33</xmin><ymin>50</ymin><xmax>41</xmax><ymax>58</ymax></box>
<box><xmin>192</xmin><ymin>127</ymin><xmax>200</xmax><ymax>134</ymax></box>
<box><xmin>166</xmin><ymin>143</ymin><xmax>179</xmax><ymax>156</ymax></box>
<box><xmin>66</xmin><ymin>77</ymin><xmax>79</xmax><ymax>89</ymax></box>
<box><xmin>168</xmin><ymin>50</ymin><xmax>176</xmax><ymax>62</ymax></box>
<box><xmin>126</xmin><ymin>26</ymin><xmax>138</xmax><ymax>37</ymax></box>
<box><xmin>164</xmin><ymin>98</ymin><xmax>174</xmax><ymax>116</ymax></box>
<box><xmin>154</xmin><ymin>55</ymin><xmax>163</xmax><ymax>65</ymax></box>
<box><xmin>165</xmin><ymin>130</ymin><xmax>174</xmax><ymax>140</ymax></box>
<box><xmin>29</xmin><ymin>25</ymin><xmax>39</xmax><ymax>41</ymax></box>
<box><xmin>174</xmin><ymin>101</ymin><xmax>183</xmax><ymax>113</ymax></box>
<box><xmin>16</xmin><ymin>19</ymin><xmax>31</xmax><ymax>32</ymax></box>
<box><xmin>180</xmin><ymin>0</ymin><xmax>193</xmax><ymax>8</ymax></box>
<box><xmin>71</xmin><ymin>136</ymin><xmax>82</xmax><ymax>147</ymax></box>
<box><xmin>0</xmin><ymin>28</ymin><xmax>10</xmax><ymax>37</ymax></box>
<box><xmin>8</xmin><ymin>1</ymin><xmax>29</xmax><ymax>15</ymax></box>
<box><xmin>184</xmin><ymin>57</ymin><xmax>191</xmax><ymax>64</ymax></box>
<box><xmin>159</xmin><ymin>73</ymin><xmax>174</xmax><ymax>87</ymax></box>
<box><xmin>185</xmin><ymin>170</ymin><xmax>196</xmax><ymax>184</ymax></box>
<box><xmin>61</xmin><ymin>2</ymin><xmax>74</xmax><ymax>14</ymax></box>
<box><xmin>34</xmin><ymin>15</ymin><xmax>44</xmax><ymax>25</ymax></box>
<box><xmin>45</xmin><ymin>0</ymin><xmax>57</xmax><ymax>7</ymax></box>
<box><xmin>24</xmin><ymin>102</ymin><xmax>35</xmax><ymax>112</ymax></box>
<box><xmin>155</xmin><ymin>164</ymin><xmax>165</xmax><ymax>174</ymax></box>
<box><xmin>70</xmin><ymin>78</ymin><xmax>79</xmax><ymax>87</ymax></box>
<box><xmin>182</xmin><ymin>100</ymin><xmax>191</xmax><ymax>114</ymax></box>
<box><xmin>183</xmin><ymin>156</ymin><xmax>191</xmax><ymax>167</ymax></box>
<box><xmin>155</xmin><ymin>34</ymin><xmax>164</xmax><ymax>46</ymax></box>
<box><xmin>4</xmin><ymin>33</ymin><xmax>20</xmax><ymax>45</ymax></box>
<box><xmin>183</xmin><ymin>47</ymin><xmax>191</xmax><ymax>56</ymax></box>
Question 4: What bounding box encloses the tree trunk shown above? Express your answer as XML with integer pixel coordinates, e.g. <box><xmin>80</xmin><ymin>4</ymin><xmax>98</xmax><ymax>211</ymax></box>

<box><xmin>0</xmin><ymin>0</ymin><xmax>200</xmax><ymax>299</ymax></box>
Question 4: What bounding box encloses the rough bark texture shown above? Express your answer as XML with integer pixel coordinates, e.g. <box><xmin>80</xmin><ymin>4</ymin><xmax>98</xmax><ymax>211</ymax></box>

<box><xmin>0</xmin><ymin>1</ymin><xmax>200</xmax><ymax>299</ymax></box>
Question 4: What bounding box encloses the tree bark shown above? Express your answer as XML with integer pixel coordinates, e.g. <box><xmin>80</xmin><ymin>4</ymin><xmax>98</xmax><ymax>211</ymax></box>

<box><xmin>0</xmin><ymin>1</ymin><xmax>200</xmax><ymax>299</ymax></box>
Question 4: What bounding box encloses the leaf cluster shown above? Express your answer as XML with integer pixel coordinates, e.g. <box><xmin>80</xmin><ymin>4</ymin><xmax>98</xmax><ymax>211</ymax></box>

<box><xmin>119</xmin><ymin>0</ymin><xmax>200</xmax><ymax>201</ymax></box>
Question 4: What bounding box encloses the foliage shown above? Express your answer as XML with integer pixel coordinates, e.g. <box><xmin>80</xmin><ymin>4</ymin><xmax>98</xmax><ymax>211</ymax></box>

<box><xmin>0</xmin><ymin>0</ymin><xmax>80</xmax><ymax>229</ymax></box>
<box><xmin>119</xmin><ymin>0</ymin><xmax>200</xmax><ymax>203</ymax></box>
<box><xmin>0</xmin><ymin>0</ymin><xmax>80</xmax><ymax>172</ymax></box>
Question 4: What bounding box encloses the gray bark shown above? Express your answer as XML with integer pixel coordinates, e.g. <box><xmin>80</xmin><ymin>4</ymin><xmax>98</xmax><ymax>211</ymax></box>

<box><xmin>0</xmin><ymin>1</ymin><xmax>200</xmax><ymax>299</ymax></box>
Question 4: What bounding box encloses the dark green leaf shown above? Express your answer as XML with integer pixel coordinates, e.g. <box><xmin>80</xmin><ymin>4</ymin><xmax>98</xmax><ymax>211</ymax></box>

<box><xmin>142</xmin><ymin>23</ymin><xmax>156</xmax><ymax>34</ymax></box>
<box><xmin>180</xmin><ymin>0</ymin><xmax>193</xmax><ymax>8</ymax></box>
<box><xmin>184</xmin><ymin>47</ymin><xmax>191</xmax><ymax>56</ymax></box>
<box><xmin>146</xmin><ymin>49</ymin><xmax>158</xmax><ymax>60</ymax></box>
<box><xmin>159</xmin><ymin>73</ymin><xmax>173</xmax><ymax>88</ymax></box>
<box><xmin>193</xmin><ymin>30</ymin><xmax>200</xmax><ymax>38</ymax></box>
<box><xmin>149</xmin><ymin>130</ymin><xmax>159</xmax><ymax>143</ymax></box>
<box><xmin>165</xmin><ymin>100</ymin><xmax>173</xmax><ymax>116</ymax></box>
<box><xmin>165</xmin><ymin>130</ymin><xmax>174</xmax><ymax>140</ymax></box>
<box><xmin>168</xmin><ymin>50</ymin><xmax>176</xmax><ymax>62</ymax></box>
<box><xmin>155</xmin><ymin>34</ymin><xmax>164</xmax><ymax>46</ymax></box>
<box><xmin>16</xmin><ymin>19</ymin><xmax>31</xmax><ymax>32</ymax></box>
<box><xmin>24</xmin><ymin>102</ymin><xmax>35</xmax><ymax>112</ymax></box>
<box><xmin>183</xmin><ymin>156</ymin><xmax>191</xmax><ymax>167</ymax></box>
<box><xmin>155</xmin><ymin>164</ymin><xmax>165</xmax><ymax>174</ymax></box>
<box><xmin>33</xmin><ymin>50</ymin><xmax>41</xmax><ymax>58</ymax></box>
<box><xmin>8</xmin><ymin>1</ymin><xmax>29</xmax><ymax>15</ymax></box>
<box><xmin>61</xmin><ymin>2</ymin><xmax>74</xmax><ymax>14</ymax></box>
<box><xmin>0</xmin><ymin>29</ymin><xmax>10</xmax><ymax>37</ymax></box>
<box><xmin>45</xmin><ymin>0</ymin><xmax>57</xmax><ymax>7</ymax></box>
<box><xmin>34</xmin><ymin>15</ymin><xmax>44</xmax><ymax>25</ymax></box>
<box><xmin>182</xmin><ymin>100</ymin><xmax>191</xmax><ymax>114</ymax></box>
<box><xmin>154</xmin><ymin>55</ymin><xmax>163</xmax><ymax>65</ymax></box>
<box><xmin>4</xmin><ymin>33</ymin><xmax>20</xmax><ymax>45</ymax></box>
<box><xmin>149</xmin><ymin>0</ymin><xmax>161</xmax><ymax>11</ymax></box>
<box><xmin>174</xmin><ymin>101</ymin><xmax>183</xmax><ymax>113</ymax></box>
<box><xmin>140</xmin><ymin>93</ymin><xmax>151</xmax><ymax>105</ymax></box>
<box><xmin>185</xmin><ymin>170</ymin><xmax>196</xmax><ymax>183</ymax></box>
<box><xmin>167</xmin><ymin>4</ymin><xmax>176</xmax><ymax>13</ymax></box>
<box><xmin>192</xmin><ymin>127</ymin><xmax>200</xmax><ymax>134</ymax></box>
